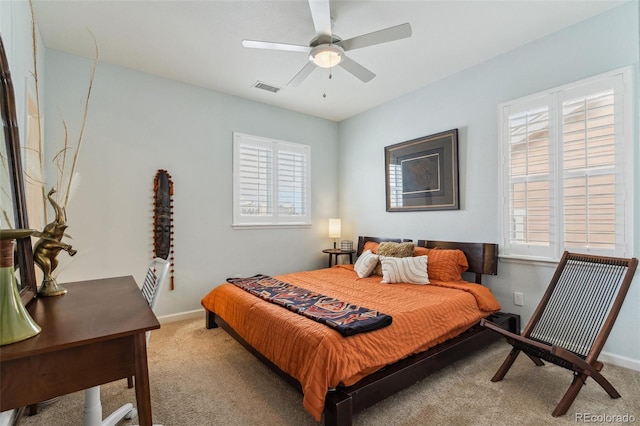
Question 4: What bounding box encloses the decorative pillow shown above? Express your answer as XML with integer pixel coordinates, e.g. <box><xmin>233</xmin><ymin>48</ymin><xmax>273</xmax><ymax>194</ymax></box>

<box><xmin>362</xmin><ymin>241</ymin><xmax>379</xmax><ymax>254</ymax></box>
<box><xmin>373</xmin><ymin>241</ymin><xmax>415</xmax><ymax>275</ymax></box>
<box><xmin>413</xmin><ymin>246</ymin><xmax>429</xmax><ymax>257</ymax></box>
<box><xmin>354</xmin><ymin>250</ymin><xmax>379</xmax><ymax>278</ymax></box>
<box><xmin>380</xmin><ymin>255</ymin><xmax>429</xmax><ymax>284</ymax></box>
<box><xmin>413</xmin><ymin>247</ymin><xmax>469</xmax><ymax>281</ymax></box>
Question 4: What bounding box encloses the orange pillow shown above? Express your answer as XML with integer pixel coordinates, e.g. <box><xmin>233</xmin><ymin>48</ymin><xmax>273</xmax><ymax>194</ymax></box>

<box><xmin>363</xmin><ymin>241</ymin><xmax>379</xmax><ymax>254</ymax></box>
<box><xmin>413</xmin><ymin>246</ymin><xmax>429</xmax><ymax>257</ymax></box>
<box><xmin>413</xmin><ymin>247</ymin><xmax>469</xmax><ymax>282</ymax></box>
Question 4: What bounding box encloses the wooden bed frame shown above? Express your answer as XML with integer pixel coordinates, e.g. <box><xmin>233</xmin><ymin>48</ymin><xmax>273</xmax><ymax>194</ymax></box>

<box><xmin>205</xmin><ymin>237</ymin><xmax>518</xmax><ymax>426</ymax></box>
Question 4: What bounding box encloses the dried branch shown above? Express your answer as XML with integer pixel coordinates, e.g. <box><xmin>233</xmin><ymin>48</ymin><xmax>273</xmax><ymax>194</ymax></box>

<box><xmin>1</xmin><ymin>209</ymin><xmax>13</xmax><ymax>229</ymax></box>
<box><xmin>63</xmin><ymin>31</ymin><xmax>98</xmax><ymax>210</ymax></box>
<box><xmin>54</xmin><ymin>116</ymin><xmax>70</xmax><ymax>195</ymax></box>
<box><xmin>28</xmin><ymin>0</ymin><xmax>98</xmax><ymax>215</ymax></box>
<box><xmin>29</xmin><ymin>0</ymin><xmax>47</xmax><ymax>224</ymax></box>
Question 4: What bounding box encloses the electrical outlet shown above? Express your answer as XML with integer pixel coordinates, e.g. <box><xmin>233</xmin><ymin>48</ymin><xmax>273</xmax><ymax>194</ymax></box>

<box><xmin>514</xmin><ymin>292</ymin><xmax>524</xmax><ymax>306</ymax></box>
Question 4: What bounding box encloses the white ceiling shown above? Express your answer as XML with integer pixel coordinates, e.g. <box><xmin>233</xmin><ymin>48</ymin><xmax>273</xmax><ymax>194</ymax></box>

<box><xmin>31</xmin><ymin>0</ymin><xmax>627</xmax><ymax>122</ymax></box>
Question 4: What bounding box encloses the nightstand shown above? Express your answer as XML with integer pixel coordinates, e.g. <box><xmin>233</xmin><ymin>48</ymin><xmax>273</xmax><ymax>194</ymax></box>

<box><xmin>322</xmin><ymin>248</ymin><xmax>356</xmax><ymax>268</ymax></box>
<box><xmin>483</xmin><ymin>312</ymin><xmax>521</xmax><ymax>334</ymax></box>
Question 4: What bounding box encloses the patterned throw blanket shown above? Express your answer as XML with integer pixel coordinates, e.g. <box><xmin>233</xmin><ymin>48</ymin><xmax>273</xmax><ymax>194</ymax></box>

<box><xmin>226</xmin><ymin>274</ymin><xmax>392</xmax><ymax>337</ymax></box>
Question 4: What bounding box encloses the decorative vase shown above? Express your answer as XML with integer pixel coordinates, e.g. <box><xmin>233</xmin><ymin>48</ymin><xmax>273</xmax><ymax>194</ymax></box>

<box><xmin>0</xmin><ymin>229</ymin><xmax>41</xmax><ymax>346</ymax></box>
<box><xmin>33</xmin><ymin>188</ymin><xmax>77</xmax><ymax>297</ymax></box>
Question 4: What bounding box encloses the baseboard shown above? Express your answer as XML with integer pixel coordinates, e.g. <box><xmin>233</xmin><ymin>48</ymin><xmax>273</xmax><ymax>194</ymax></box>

<box><xmin>599</xmin><ymin>351</ymin><xmax>640</xmax><ymax>372</ymax></box>
<box><xmin>157</xmin><ymin>308</ymin><xmax>204</xmax><ymax>324</ymax></box>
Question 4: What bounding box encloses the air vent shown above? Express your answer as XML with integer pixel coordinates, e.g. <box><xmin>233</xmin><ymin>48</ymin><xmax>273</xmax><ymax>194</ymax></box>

<box><xmin>253</xmin><ymin>81</ymin><xmax>281</xmax><ymax>93</ymax></box>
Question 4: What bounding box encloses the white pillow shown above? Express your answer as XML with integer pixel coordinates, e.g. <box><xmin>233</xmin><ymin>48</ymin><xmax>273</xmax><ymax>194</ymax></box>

<box><xmin>354</xmin><ymin>250</ymin><xmax>379</xmax><ymax>278</ymax></box>
<box><xmin>380</xmin><ymin>255</ymin><xmax>429</xmax><ymax>284</ymax></box>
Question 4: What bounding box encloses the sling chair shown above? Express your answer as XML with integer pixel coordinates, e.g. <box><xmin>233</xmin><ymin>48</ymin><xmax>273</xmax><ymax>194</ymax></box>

<box><xmin>481</xmin><ymin>251</ymin><xmax>638</xmax><ymax>417</ymax></box>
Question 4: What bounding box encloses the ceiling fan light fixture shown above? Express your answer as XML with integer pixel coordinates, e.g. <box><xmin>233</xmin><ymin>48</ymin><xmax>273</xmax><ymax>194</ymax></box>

<box><xmin>310</xmin><ymin>45</ymin><xmax>344</xmax><ymax>68</ymax></box>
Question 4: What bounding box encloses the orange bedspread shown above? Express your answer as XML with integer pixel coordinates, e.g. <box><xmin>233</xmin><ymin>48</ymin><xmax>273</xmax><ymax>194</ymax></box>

<box><xmin>201</xmin><ymin>265</ymin><xmax>501</xmax><ymax>421</ymax></box>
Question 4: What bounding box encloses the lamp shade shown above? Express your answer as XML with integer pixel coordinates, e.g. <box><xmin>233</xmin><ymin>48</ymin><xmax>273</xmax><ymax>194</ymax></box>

<box><xmin>328</xmin><ymin>219</ymin><xmax>341</xmax><ymax>239</ymax></box>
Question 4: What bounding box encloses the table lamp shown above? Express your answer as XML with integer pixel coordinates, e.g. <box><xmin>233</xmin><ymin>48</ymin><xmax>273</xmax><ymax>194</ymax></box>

<box><xmin>329</xmin><ymin>218</ymin><xmax>341</xmax><ymax>249</ymax></box>
<box><xmin>0</xmin><ymin>229</ymin><xmax>41</xmax><ymax>346</ymax></box>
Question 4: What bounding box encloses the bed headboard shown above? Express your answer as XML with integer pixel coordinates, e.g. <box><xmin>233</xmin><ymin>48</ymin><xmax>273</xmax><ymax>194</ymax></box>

<box><xmin>356</xmin><ymin>236</ymin><xmax>412</xmax><ymax>257</ymax></box>
<box><xmin>416</xmin><ymin>240</ymin><xmax>498</xmax><ymax>284</ymax></box>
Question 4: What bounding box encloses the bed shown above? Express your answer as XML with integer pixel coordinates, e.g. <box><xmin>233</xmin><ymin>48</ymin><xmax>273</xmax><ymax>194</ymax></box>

<box><xmin>201</xmin><ymin>237</ymin><xmax>519</xmax><ymax>425</ymax></box>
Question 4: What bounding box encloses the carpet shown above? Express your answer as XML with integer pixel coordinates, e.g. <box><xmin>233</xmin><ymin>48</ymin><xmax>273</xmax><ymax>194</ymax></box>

<box><xmin>18</xmin><ymin>316</ymin><xmax>640</xmax><ymax>425</ymax></box>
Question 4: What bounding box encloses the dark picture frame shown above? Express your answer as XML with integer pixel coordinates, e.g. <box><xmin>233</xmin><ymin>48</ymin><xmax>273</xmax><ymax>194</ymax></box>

<box><xmin>385</xmin><ymin>129</ymin><xmax>459</xmax><ymax>212</ymax></box>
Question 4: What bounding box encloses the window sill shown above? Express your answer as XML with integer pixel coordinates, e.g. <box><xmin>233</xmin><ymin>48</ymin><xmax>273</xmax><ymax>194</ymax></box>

<box><xmin>498</xmin><ymin>254</ymin><xmax>559</xmax><ymax>267</ymax></box>
<box><xmin>231</xmin><ymin>223</ymin><xmax>312</xmax><ymax>230</ymax></box>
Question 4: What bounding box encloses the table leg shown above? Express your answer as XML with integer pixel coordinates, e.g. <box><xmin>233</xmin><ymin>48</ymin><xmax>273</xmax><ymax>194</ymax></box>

<box><xmin>133</xmin><ymin>333</ymin><xmax>153</xmax><ymax>426</ymax></box>
<box><xmin>328</xmin><ymin>254</ymin><xmax>333</xmax><ymax>268</ymax></box>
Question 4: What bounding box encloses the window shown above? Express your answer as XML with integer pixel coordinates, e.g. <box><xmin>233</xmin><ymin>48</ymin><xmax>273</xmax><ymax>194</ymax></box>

<box><xmin>499</xmin><ymin>67</ymin><xmax>633</xmax><ymax>260</ymax></box>
<box><xmin>233</xmin><ymin>132</ymin><xmax>311</xmax><ymax>227</ymax></box>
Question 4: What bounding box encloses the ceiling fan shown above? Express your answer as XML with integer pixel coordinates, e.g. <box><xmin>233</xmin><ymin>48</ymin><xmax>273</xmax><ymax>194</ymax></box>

<box><xmin>242</xmin><ymin>0</ymin><xmax>412</xmax><ymax>87</ymax></box>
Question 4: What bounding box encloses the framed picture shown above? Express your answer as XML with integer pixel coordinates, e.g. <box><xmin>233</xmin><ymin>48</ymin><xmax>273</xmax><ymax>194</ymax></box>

<box><xmin>385</xmin><ymin>129</ymin><xmax>459</xmax><ymax>212</ymax></box>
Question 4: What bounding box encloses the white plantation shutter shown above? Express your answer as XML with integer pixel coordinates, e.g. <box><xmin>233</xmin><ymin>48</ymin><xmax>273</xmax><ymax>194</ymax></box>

<box><xmin>561</xmin><ymin>89</ymin><xmax>618</xmax><ymax>251</ymax></box>
<box><xmin>277</xmin><ymin>146</ymin><xmax>308</xmax><ymax>218</ymax></box>
<box><xmin>233</xmin><ymin>133</ymin><xmax>311</xmax><ymax>227</ymax></box>
<box><xmin>503</xmin><ymin>100</ymin><xmax>556</xmax><ymax>258</ymax></box>
<box><xmin>500</xmin><ymin>68</ymin><xmax>633</xmax><ymax>260</ymax></box>
<box><xmin>238</xmin><ymin>142</ymin><xmax>273</xmax><ymax>217</ymax></box>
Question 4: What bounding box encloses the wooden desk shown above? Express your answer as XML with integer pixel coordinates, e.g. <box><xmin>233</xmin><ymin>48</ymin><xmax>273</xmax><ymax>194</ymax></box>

<box><xmin>0</xmin><ymin>276</ymin><xmax>160</xmax><ymax>425</ymax></box>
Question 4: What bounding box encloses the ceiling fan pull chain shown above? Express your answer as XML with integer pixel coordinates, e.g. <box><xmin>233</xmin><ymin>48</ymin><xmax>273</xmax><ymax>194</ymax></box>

<box><xmin>323</xmin><ymin>67</ymin><xmax>332</xmax><ymax>98</ymax></box>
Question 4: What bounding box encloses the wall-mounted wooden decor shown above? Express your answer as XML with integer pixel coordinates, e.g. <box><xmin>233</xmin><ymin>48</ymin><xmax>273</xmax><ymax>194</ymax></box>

<box><xmin>153</xmin><ymin>169</ymin><xmax>174</xmax><ymax>289</ymax></box>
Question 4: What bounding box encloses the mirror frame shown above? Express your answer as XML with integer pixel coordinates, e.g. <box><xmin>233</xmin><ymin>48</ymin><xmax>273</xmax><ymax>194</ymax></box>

<box><xmin>1</xmin><ymin>35</ymin><xmax>38</xmax><ymax>304</ymax></box>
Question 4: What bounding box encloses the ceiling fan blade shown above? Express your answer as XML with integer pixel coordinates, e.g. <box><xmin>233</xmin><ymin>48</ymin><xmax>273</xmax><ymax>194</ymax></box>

<box><xmin>242</xmin><ymin>39</ymin><xmax>311</xmax><ymax>53</ymax></box>
<box><xmin>339</xmin><ymin>23</ymin><xmax>412</xmax><ymax>52</ymax></box>
<box><xmin>287</xmin><ymin>61</ymin><xmax>316</xmax><ymax>87</ymax></box>
<box><xmin>308</xmin><ymin>0</ymin><xmax>332</xmax><ymax>38</ymax></box>
<box><xmin>338</xmin><ymin>56</ymin><xmax>375</xmax><ymax>83</ymax></box>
